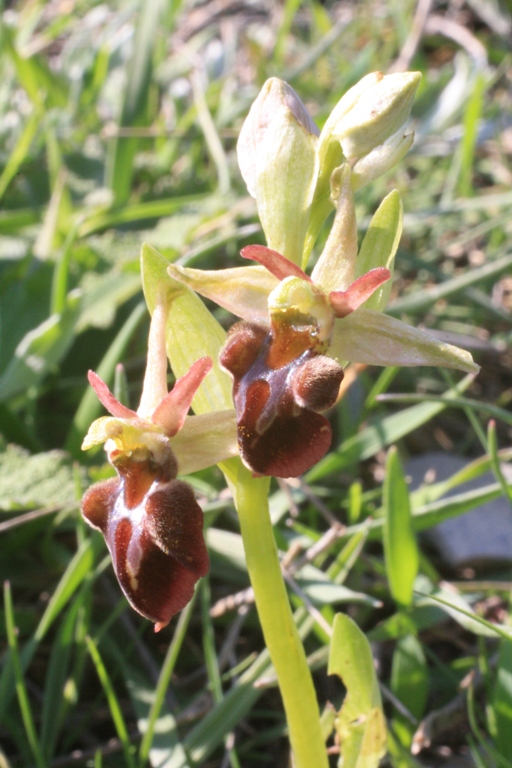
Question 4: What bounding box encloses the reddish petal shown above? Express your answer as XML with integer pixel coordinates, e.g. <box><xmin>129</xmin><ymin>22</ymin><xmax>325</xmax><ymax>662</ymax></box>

<box><xmin>87</xmin><ymin>371</ymin><xmax>138</xmax><ymax>419</ymax></box>
<box><xmin>241</xmin><ymin>245</ymin><xmax>312</xmax><ymax>283</ymax></box>
<box><xmin>329</xmin><ymin>267</ymin><xmax>391</xmax><ymax>318</ymax></box>
<box><xmin>152</xmin><ymin>357</ymin><xmax>212</xmax><ymax>436</ymax></box>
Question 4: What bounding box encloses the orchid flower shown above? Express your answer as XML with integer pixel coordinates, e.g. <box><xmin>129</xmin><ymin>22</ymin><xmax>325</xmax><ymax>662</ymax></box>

<box><xmin>166</xmin><ymin>171</ymin><xmax>478</xmax><ymax>480</ymax></box>
<box><xmin>81</xmin><ymin>300</ymin><xmax>238</xmax><ymax>630</ymax></box>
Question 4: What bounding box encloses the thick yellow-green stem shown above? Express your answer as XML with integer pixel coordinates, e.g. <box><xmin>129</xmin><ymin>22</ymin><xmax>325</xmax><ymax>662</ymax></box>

<box><xmin>233</xmin><ymin>463</ymin><xmax>328</xmax><ymax>768</ymax></box>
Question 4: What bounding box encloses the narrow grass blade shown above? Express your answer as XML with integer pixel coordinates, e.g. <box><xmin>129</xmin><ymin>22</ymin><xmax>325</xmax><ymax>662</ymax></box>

<box><xmin>138</xmin><ymin>598</ymin><xmax>195</xmax><ymax>767</ymax></box>
<box><xmin>308</xmin><ymin>374</ymin><xmax>475</xmax><ymax>481</ymax></box>
<box><xmin>458</xmin><ymin>72</ymin><xmax>485</xmax><ymax>197</ymax></box>
<box><xmin>105</xmin><ymin>0</ymin><xmax>168</xmax><ymax>205</ymax></box>
<box><xmin>383</xmin><ymin>447</ymin><xmax>419</xmax><ymax>609</ymax></box>
<box><xmin>35</xmin><ymin>537</ymin><xmax>96</xmax><ymax>642</ymax></box>
<box><xmin>3</xmin><ymin>582</ymin><xmax>46</xmax><ymax>768</ymax></box>
<box><xmin>0</xmin><ymin>109</ymin><xmax>41</xmax><ymax>201</ymax></box>
<box><xmin>85</xmin><ymin>636</ymin><xmax>137</xmax><ymax>768</ymax></box>
<box><xmin>389</xmin><ymin>252</ymin><xmax>512</xmax><ymax>314</ymax></box>
<box><xmin>494</xmin><ymin>637</ymin><xmax>512</xmax><ymax>761</ymax></box>
<box><xmin>40</xmin><ymin>594</ymin><xmax>85</xmax><ymax>759</ymax></box>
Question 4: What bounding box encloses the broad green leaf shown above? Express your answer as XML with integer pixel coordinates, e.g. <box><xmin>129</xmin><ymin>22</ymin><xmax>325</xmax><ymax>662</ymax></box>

<box><xmin>356</xmin><ymin>189</ymin><xmax>403</xmax><ymax>311</ymax></box>
<box><xmin>141</xmin><ymin>243</ymin><xmax>232</xmax><ymax>414</ymax></box>
<box><xmin>296</xmin><ymin>564</ymin><xmax>381</xmax><ymax>608</ymax></box>
<box><xmin>493</xmin><ymin>638</ymin><xmax>512</xmax><ymax>760</ymax></box>
<box><xmin>75</xmin><ymin>272</ymin><xmax>142</xmax><ymax>332</ymax></box>
<box><xmin>390</xmin><ymin>635</ymin><xmax>428</xmax><ymax>747</ymax></box>
<box><xmin>328</xmin><ymin>613</ymin><xmax>387</xmax><ymax>768</ymax></box>
<box><xmin>383</xmin><ymin>447</ymin><xmax>419</xmax><ymax>608</ymax></box>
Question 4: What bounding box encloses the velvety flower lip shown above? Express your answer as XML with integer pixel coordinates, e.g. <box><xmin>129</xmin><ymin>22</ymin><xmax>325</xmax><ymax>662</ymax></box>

<box><xmin>81</xmin><ymin>352</ymin><xmax>238</xmax><ymax>630</ymax></box>
<box><xmin>169</xmin><ymin>244</ymin><xmax>478</xmax><ymax>478</ymax></box>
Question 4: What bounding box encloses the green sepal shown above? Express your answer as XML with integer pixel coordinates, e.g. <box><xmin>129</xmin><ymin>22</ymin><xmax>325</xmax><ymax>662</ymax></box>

<box><xmin>255</xmin><ymin>110</ymin><xmax>318</xmax><ymax>266</ymax></box>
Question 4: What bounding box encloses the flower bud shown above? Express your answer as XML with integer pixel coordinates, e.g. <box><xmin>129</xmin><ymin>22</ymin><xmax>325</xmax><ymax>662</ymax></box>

<box><xmin>237</xmin><ymin>78</ymin><xmax>319</xmax><ymax>266</ymax></box>
<box><xmin>320</xmin><ymin>71</ymin><xmax>421</xmax><ymax>161</ymax></box>
<box><xmin>351</xmin><ymin>129</ymin><xmax>414</xmax><ymax>190</ymax></box>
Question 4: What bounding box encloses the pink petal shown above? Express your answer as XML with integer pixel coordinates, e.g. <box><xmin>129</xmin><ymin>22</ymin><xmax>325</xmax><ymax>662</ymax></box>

<box><xmin>240</xmin><ymin>245</ymin><xmax>312</xmax><ymax>283</ymax></box>
<box><xmin>329</xmin><ymin>267</ymin><xmax>391</xmax><ymax>318</ymax></box>
<box><xmin>152</xmin><ymin>357</ymin><xmax>212</xmax><ymax>437</ymax></box>
<box><xmin>88</xmin><ymin>370</ymin><xmax>138</xmax><ymax>419</ymax></box>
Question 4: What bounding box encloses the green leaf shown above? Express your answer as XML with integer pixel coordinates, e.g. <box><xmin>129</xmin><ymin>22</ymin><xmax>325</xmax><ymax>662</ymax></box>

<box><xmin>328</xmin><ymin>613</ymin><xmax>387</xmax><ymax>768</ymax></box>
<box><xmin>355</xmin><ymin>189</ymin><xmax>403</xmax><ymax>311</ymax></box>
<box><xmin>390</xmin><ymin>635</ymin><xmax>428</xmax><ymax>747</ymax></box>
<box><xmin>383</xmin><ymin>446</ymin><xmax>419</xmax><ymax>608</ymax></box>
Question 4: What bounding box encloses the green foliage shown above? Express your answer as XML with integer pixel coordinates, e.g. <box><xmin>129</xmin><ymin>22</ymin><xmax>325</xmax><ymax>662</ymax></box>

<box><xmin>1</xmin><ymin>1</ymin><xmax>512</xmax><ymax>766</ymax></box>
<box><xmin>383</xmin><ymin>446</ymin><xmax>419</xmax><ymax>609</ymax></box>
<box><xmin>328</xmin><ymin>613</ymin><xmax>387</xmax><ymax>768</ymax></box>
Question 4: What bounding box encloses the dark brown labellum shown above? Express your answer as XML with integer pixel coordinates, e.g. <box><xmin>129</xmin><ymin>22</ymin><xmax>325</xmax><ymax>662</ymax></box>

<box><xmin>81</xmin><ymin>446</ymin><xmax>209</xmax><ymax>630</ymax></box>
<box><xmin>220</xmin><ymin>321</ymin><xmax>344</xmax><ymax>478</ymax></box>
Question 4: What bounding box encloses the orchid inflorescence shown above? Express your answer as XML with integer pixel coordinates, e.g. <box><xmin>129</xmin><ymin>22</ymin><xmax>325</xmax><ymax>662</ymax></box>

<box><xmin>81</xmin><ymin>72</ymin><xmax>478</xmax><ymax>630</ymax></box>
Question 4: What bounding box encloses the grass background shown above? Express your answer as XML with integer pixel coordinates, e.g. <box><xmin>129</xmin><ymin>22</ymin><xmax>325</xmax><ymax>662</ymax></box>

<box><xmin>0</xmin><ymin>0</ymin><xmax>512</xmax><ymax>766</ymax></box>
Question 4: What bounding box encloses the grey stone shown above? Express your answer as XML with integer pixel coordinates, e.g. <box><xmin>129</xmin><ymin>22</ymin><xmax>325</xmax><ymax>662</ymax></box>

<box><xmin>405</xmin><ymin>452</ymin><xmax>512</xmax><ymax>569</ymax></box>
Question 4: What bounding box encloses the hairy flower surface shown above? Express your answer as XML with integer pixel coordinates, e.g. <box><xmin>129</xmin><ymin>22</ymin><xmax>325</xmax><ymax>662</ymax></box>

<box><xmin>81</xmin><ymin>297</ymin><xmax>238</xmax><ymax>629</ymax></box>
<box><xmin>168</xmin><ymin>241</ymin><xmax>478</xmax><ymax>478</ymax></box>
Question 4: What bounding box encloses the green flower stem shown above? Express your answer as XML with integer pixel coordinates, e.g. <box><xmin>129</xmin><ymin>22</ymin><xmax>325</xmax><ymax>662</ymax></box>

<box><xmin>234</xmin><ymin>463</ymin><xmax>328</xmax><ymax>768</ymax></box>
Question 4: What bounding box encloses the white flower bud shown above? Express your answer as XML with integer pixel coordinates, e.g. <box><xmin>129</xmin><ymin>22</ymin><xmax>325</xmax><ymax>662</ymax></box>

<box><xmin>237</xmin><ymin>78</ymin><xmax>319</xmax><ymax>266</ymax></box>
<box><xmin>321</xmin><ymin>71</ymin><xmax>421</xmax><ymax>161</ymax></box>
